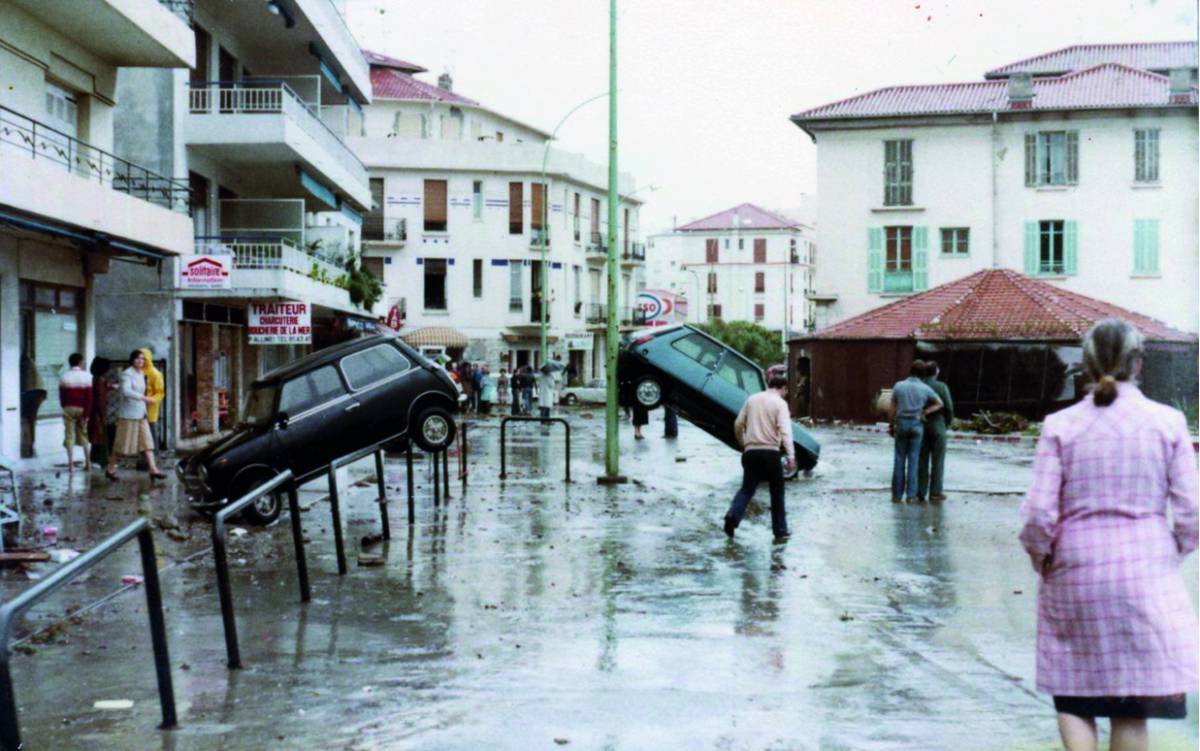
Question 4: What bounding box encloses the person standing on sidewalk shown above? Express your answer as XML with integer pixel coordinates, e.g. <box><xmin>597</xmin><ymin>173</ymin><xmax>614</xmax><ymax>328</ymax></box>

<box><xmin>917</xmin><ymin>360</ymin><xmax>954</xmax><ymax>502</ymax></box>
<box><xmin>139</xmin><ymin>348</ymin><xmax>165</xmax><ymax>449</ymax></box>
<box><xmin>889</xmin><ymin>361</ymin><xmax>943</xmax><ymax>504</ymax></box>
<box><xmin>105</xmin><ymin>350</ymin><xmax>166</xmax><ymax>481</ymax></box>
<box><xmin>723</xmin><ymin>375</ymin><xmax>795</xmax><ymax>542</ymax></box>
<box><xmin>58</xmin><ymin>353</ymin><xmax>92</xmax><ymax>475</ymax></box>
<box><xmin>1020</xmin><ymin>318</ymin><xmax>1197</xmax><ymax>751</ymax></box>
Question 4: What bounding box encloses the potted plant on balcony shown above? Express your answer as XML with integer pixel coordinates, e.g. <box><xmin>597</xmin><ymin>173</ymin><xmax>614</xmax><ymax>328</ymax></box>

<box><xmin>344</xmin><ymin>255</ymin><xmax>383</xmax><ymax>312</ymax></box>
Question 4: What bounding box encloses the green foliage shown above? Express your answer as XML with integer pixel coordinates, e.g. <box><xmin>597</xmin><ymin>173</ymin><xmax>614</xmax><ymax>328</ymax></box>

<box><xmin>344</xmin><ymin>254</ymin><xmax>384</xmax><ymax>313</ymax></box>
<box><xmin>695</xmin><ymin>320</ymin><xmax>785</xmax><ymax>370</ymax></box>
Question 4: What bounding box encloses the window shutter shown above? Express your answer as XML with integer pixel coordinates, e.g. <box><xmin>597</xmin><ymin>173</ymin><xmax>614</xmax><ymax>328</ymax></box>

<box><xmin>531</xmin><ymin>183</ymin><xmax>545</xmax><ymax>231</ymax></box>
<box><xmin>509</xmin><ymin>182</ymin><xmax>523</xmax><ymax>233</ymax></box>
<box><xmin>1133</xmin><ymin>219</ymin><xmax>1146</xmax><ymax>274</ymax></box>
<box><xmin>1145</xmin><ymin>218</ymin><xmax>1159</xmax><ymax>274</ymax></box>
<box><xmin>912</xmin><ymin>226</ymin><xmax>929</xmax><ymax>291</ymax></box>
<box><xmin>1066</xmin><ymin>132</ymin><xmax>1079</xmax><ymax>185</ymax></box>
<box><xmin>1023</xmin><ymin>221</ymin><xmax>1038</xmax><ymax>274</ymax></box>
<box><xmin>1063</xmin><ymin>220</ymin><xmax>1078</xmax><ymax>275</ymax></box>
<box><xmin>424</xmin><ymin>179</ymin><xmax>447</xmax><ymax>230</ymax></box>
<box><xmin>1024</xmin><ymin>134</ymin><xmax>1037</xmax><ymax>187</ymax></box>
<box><xmin>867</xmin><ymin>227</ymin><xmax>883</xmax><ymax>293</ymax></box>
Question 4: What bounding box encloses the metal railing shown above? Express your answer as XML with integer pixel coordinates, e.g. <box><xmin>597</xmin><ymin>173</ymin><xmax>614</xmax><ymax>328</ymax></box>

<box><xmin>530</xmin><ymin>227</ymin><xmax>551</xmax><ymax>248</ymax></box>
<box><xmin>187</xmin><ymin>81</ymin><xmax>366</xmax><ymax>182</ymax></box>
<box><xmin>883</xmin><ymin>270</ymin><xmax>914</xmax><ymax>294</ymax></box>
<box><xmin>212</xmin><ymin>472</ymin><xmax>308</xmax><ymax>669</ymax></box>
<box><xmin>196</xmin><ymin>237</ymin><xmax>347</xmax><ymax>289</ymax></box>
<box><xmin>326</xmin><ymin>446</ymin><xmax>391</xmax><ymax>575</ymax></box>
<box><xmin>1</xmin><ymin>519</ymin><xmax>176</xmax><ymax>749</ymax></box>
<box><xmin>157</xmin><ymin>0</ymin><xmax>193</xmax><ymax>21</ymax></box>
<box><xmin>365</xmin><ymin>216</ymin><xmax>406</xmax><ymax>243</ymax></box>
<box><xmin>585</xmin><ymin>303</ymin><xmax>607</xmax><ymax>323</ymax></box>
<box><xmin>499</xmin><ymin>417</ymin><xmax>571</xmax><ymax>482</ymax></box>
<box><xmin>620</xmin><ymin>307</ymin><xmax>647</xmax><ymax>326</ymax></box>
<box><xmin>623</xmin><ymin>242</ymin><xmax>646</xmax><ymax>261</ymax></box>
<box><xmin>586</xmin><ymin>231</ymin><xmax>607</xmax><ymax>255</ymax></box>
<box><xmin>0</xmin><ymin>103</ymin><xmax>191</xmax><ymax>215</ymax></box>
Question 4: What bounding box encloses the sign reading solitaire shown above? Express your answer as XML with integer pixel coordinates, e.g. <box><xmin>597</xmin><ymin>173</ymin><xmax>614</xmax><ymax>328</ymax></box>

<box><xmin>178</xmin><ymin>255</ymin><xmax>232</xmax><ymax>289</ymax></box>
<box><xmin>249</xmin><ymin>301</ymin><xmax>311</xmax><ymax>344</ymax></box>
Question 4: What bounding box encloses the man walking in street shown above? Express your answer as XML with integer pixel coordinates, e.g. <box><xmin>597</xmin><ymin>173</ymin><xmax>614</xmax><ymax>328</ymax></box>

<box><xmin>723</xmin><ymin>375</ymin><xmax>795</xmax><ymax>542</ymax></box>
<box><xmin>890</xmin><ymin>361</ymin><xmax>944</xmax><ymax>504</ymax></box>
<box><xmin>58</xmin><ymin>352</ymin><xmax>92</xmax><ymax>475</ymax></box>
<box><xmin>917</xmin><ymin>360</ymin><xmax>954</xmax><ymax>502</ymax></box>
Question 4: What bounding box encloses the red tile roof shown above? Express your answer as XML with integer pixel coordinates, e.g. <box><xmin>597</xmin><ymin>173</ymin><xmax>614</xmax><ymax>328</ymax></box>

<box><xmin>806</xmin><ymin>269</ymin><xmax>1195</xmax><ymax>343</ymax></box>
<box><xmin>676</xmin><ymin>203</ymin><xmax>801</xmax><ymax>232</ymax></box>
<box><xmin>363</xmin><ymin>50</ymin><xmax>427</xmax><ymax>74</ymax></box>
<box><xmin>985</xmin><ymin>41</ymin><xmax>1198</xmax><ymax>79</ymax></box>
<box><xmin>793</xmin><ymin>63</ymin><xmax>1195</xmax><ymax>123</ymax></box>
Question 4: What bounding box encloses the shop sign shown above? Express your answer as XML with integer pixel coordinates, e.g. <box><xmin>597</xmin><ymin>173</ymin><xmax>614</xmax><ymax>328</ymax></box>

<box><xmin>385</xmin><ymin>305</ymin><xmax>404</xmax><ymax>331</ymax></box>
<box><xmin>565</xmin><ymin>333</ymin><xmax>593</xmax><ymax>351</ymax></box>
<box><xmin>178</xmin><ymin>254</ymin><xmax>232</xmax><ymax>289</ymax></box>
<box><xmin>248</xmin><ymin>301</ymin><xmax>311</xmax><ymax>344</ymax></box>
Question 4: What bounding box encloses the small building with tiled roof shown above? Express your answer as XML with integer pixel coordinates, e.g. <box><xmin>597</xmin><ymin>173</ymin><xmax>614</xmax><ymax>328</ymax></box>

<box><xmin>676</xmin><ymin>203</ymin><xmax>802</xmax><ymax>232</ymax></box>
<box><xmin>788</xmin><ymin>41</ymin><xmax>1198</xmax><ymax>339</ymax></box>
<box><xmin>788</xmin><ymin>269</ymin><xmax>1197</xmax><ymax>422</ymax></box>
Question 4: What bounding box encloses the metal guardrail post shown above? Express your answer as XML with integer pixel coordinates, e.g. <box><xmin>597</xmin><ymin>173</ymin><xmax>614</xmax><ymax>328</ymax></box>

<box><xmin>0</xmin><ymin>519</ymin><xmax>177</xmax><ymax>750</ymax></box>
<box><xmin>459</xmin><ymin>421</ymin><xmax>469</xmax><ymax>486</ymax></box>
<box><xmin>406</xmin><ymin>442</ymin><xmax>415</xmax><ymax>525</ymax></box>
<box><xmin>326</xmin><ymin>466</ymin><xmax>349</xmax><ymax>576</ymax></box>
<box><xmin>498</xmin><ymin>416</ymin><xmax>572</xmax><ymax>482</ymax></box>
<box><xmin>431</xmin><ymin>450</ymin><xmax>441</xmax><ymax>505</ymax></box>
<box><xmin>441</xmin><ymin>450</ymin><xmax>450</xmax><ymax>499</ymax></box>
<box><xmin>375</xmin><ymin>449</ymin><xmax>391</xmax><ymax>541</ymax></box>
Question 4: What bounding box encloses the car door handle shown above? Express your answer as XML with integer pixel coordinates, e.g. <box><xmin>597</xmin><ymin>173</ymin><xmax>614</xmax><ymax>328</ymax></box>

<box><xmin>344</xmin><ymin>403</ymin><xmax>361</xmax><ymax>412</ymax></box>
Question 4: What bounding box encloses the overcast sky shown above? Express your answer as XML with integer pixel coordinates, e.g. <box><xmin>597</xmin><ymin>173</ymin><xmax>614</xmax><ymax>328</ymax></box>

<box><xmin>345</xmin><ymin>0</ymin><xmax>1196</xmax><ymax>234</ymax></box>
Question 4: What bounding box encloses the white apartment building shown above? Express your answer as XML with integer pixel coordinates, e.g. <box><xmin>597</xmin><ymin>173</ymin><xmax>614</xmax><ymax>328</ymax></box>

<box><xmin>648</xmin><ymin>204</ymin><xmax>815</xmax><ymax>334</ymax></box>
<box><xmin>0</xmin><ymin>0</ymin><xmax>194</xmax><ymax>461</ymax></box>
<box><xmin>100</xmin><ymin>0</ymin><xmax>375</xmax><ymax>445</ymax></box>
<box><xmin>792</xmin><ymin>42</ymin><xmax>1199</xmax><ymax>333</ymax></box>
<box><xmin>349</xmin><ymin>52</ymin><xmax>645</xmax><ymax>382</ymax></box>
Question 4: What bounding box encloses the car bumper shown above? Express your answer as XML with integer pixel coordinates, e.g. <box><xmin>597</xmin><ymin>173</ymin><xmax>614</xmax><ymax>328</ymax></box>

<box><xmin>176</xmin><ymin>460</ymin><xmax>219</xmax><ymax>508</ymax></box>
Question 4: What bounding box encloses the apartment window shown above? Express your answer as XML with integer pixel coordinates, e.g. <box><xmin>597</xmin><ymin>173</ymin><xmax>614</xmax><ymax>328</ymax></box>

<box><xmin>623</xmin><ymin>208</ymin><xmax>630</xmax><ymax>253</ymax></box>
<box><xmin>1024</xmin><ymin>131</ymin><xmax>1079</xmax><ymax>186</ymax></box>
<box><xmin>707</xmin><ymin>272</ymin><xmax>718</xmax><ymax>294</ymax></box>
<box><xmin>423</xmin><ymin>179</ymin><xmax>447</xmax><ymax>232</ymax></box>
<box><xmin>884</xmin><ymin>139</ymin><xmax>913</xmax><ymax>206</ymax></box>
<box><xmin>573</xmin><ymin>266</ymin><xmax>582</xmax><ymax>313</ymax></box>
<box><xmin>1133</xmin><ymin>218</ymin><xmax>1159</xmax><ymax>275</ymax></box>
<box><xmin>495</xmin><ymin>131</ymin><xmax>504</xmax><ymax>143</ymax></box>
<box><xmin>940</xmin><ymin>228</ymin><xmax>969</xmax><ymax>256</ymax></box>
<box><xmin>705</xmin><ymin>238</ymin><xmax>719</xmax><ymax>263</ymax></box>
<box><xmin>710</xmin><ymin>304</ymin><xmax>723</xmax><ymax>320</ymax></box>
<box><xmin>868</xmin><ymin>226</ymin><xmax>927</xmax><ymax>295</ymax></box>
<box><xmin>472</xmin><ymin>259</ymin><xmax>483</xmax><ymax>297</ymax></box>
<box><xmin>365</xmin><ymin>178</ymin><xmax>385</xmax><ymax>241</ymax></box>
<box><xmin>1134</xmin><ymin>129</ymin><xmax>1160</xmax><ymax>183</ymax></box>
<box><xmin>423</xmin><ymin>258</ymin><xmax>447</xmax><ymax>309</ymax></box>
<box><xmin>192</xmin><ymin>25</ymin><xmax>211</xmax><ymax>83</ymax></box>
<box><xmin>472</xmin><ymin>180</ymin><xmax>483</xmax><ymax>220</ymax></box>
<box><xmin>590</xmin><ymin>197</ymin><xmax>600</xmax><ymax>236</ymax></box>
<box><xmin>724</xmin><ymin>238</ymin><xmax>729</xmax><ymax>249</ymax></box>
<box><xmin>754</xmin><ymin>304</ymin><xmax>765</xmax><ymax>322</ymax></box>
<box><xmin>789</xmin><ymin>238</ymin><xmax>799</xmax><ymax>264</ymax></box>
<box><xmin>509</xmin><ymin>182</ymin><xmax>523</xmax><ymax>234</ymax></box>
<box><xmin>885</xmin><ymin>227</ymin><xmax>913</xmax><ymax>271</ymax></box>
<box><xmin>509</xmin><ymin>262</ymin><xmax>523</xmax><ymax>310</ymax></box>
<box><xmin>573</xmin><ymin>193</ymin><xmax>581</xmax><ymax>241</ymax></box>
<box><xmin>531</xmin><ymin>182</ymin><xmax>546</xmax><ymax>231</ymax></box>
<box><xmin>737</xmin><ymin>238</ymin><xmax>744</xmax><ymax>250</ymax></box>
<box><xmin>754</xmin><ymin>272</ymin><xmax>765</xmax><ymax>293</ymax></box>
<box><xmin>753</xmin><ymin>238</ymin><xmax>766</xmax><ymax>263</ymax></box>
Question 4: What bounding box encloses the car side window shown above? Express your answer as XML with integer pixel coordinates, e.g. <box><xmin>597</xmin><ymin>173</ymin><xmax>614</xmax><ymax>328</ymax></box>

<box><xmin>280</xmin><ymin>365</ymin><xmax>346</xmax><ymax>415</ymax></box>
<box><xmin>716</xmin><ymin>353</ymin><xmax>763</xmax><ymax>393</ymax></box>
<box><xmin>341</xmin><ymin>344</ymin><xmax>411</xmax><ymax>390</ymax></box>
<box><xmin>670</xmin><ymin>333</ymin><xmax>724</xmax><ymax>370</ymax></box>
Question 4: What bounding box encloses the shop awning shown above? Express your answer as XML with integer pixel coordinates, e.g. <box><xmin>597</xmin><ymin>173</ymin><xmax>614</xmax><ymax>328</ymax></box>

<box><xmin>402</xmin><ymin>326</ymin><xmax>470</xmax><ymax>348</ymax></box>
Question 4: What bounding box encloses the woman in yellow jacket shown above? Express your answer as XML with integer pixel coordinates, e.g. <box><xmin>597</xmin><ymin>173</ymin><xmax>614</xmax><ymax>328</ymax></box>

<box><xmin>139</xmin><ymin>348</ymin><xmax>164</xmax><ymax>447</ymax></box>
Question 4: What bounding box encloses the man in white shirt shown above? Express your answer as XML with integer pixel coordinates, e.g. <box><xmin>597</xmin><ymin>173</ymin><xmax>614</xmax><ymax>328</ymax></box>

<box><xmin>724</xmin><ymin>376</ymin><xmax>795</xmax><ymax>542</ymax></box>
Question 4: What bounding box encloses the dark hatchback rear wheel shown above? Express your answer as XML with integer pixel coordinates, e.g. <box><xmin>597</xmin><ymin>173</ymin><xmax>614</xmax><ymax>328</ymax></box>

<box><xmin>634</xmin><ymin>378</ymin><xmax>663</xmax><ymax>409</ymax></box>
<box><xmin>413</xmin><ymin>406</ymin><xmax>457</xmax><ymax>452</ymax></box>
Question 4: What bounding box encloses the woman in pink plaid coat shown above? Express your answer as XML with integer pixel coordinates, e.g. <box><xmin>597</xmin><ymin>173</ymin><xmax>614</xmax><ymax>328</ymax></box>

<box><xmin>1021</xmin><ymin>319</ymin><xmax>1198</xmax><ymax>751</ymax></box>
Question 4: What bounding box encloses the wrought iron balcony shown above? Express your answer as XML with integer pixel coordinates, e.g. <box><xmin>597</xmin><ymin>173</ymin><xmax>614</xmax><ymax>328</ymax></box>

<box><xmin>530</xmin><ymin>227</ymin><xmax>551</xmax><ymax>249</ymax></box>
<box><xmin>365</xmin><ymin>216</ymin><xmax>406</xmax><ymax>244</ymax></box>
<box><xmin>585</xmin><ymin>302</ymin><xmax>607</xmax><ymax>324</ymax></box>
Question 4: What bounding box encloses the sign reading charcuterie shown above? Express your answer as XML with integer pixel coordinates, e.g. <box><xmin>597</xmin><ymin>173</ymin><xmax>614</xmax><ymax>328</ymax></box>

<box><xmin>178</xmin><ymin>254</ymin><xmax>232</xmax><ymax>289</ymax></box>
<box><xmin>248</xmin><ymin>301</ymin><xmax>311</xmax><ymax>344</ymax></box>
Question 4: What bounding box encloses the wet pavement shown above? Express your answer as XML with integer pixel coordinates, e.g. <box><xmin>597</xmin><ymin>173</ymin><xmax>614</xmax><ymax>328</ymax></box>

<box><xmin>1</xmin><ymin>411</ymin><xmax>1197</xmax><ymax>750</ymax></box>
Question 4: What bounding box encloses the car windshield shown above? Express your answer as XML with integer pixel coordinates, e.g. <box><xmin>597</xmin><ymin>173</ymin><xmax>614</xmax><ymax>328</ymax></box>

<box><xmin>242</xmin><ymin>383</ymin><xmax>278</xmax><ymax>427</ymax></box>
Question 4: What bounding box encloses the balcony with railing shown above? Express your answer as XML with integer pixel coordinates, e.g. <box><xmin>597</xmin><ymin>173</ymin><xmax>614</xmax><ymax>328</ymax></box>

<box><xmin>9</xmin><ymin>0</ymin><xmax>193</xmax><ymax>68</ymax></box>
<box><xmin>585</xmin><ymin>231</ymin><xmax>608</xmax><ymax>262</ymax></box>
<box><xmin>530</xmin><ymin>227</ymin><xmax>551</xmax><ymax>249</ymax></box>
<box><xmin>585</xmin><ymin>302</ymin><xmax>608</xmax><ymax>325</ymax></box>
<box><xmin>619</xmin><ymin>307</ymin><xmax>648</xmax><ymax>328</ymax></box>
<box><xmin>364</xmin><ymin>216</ymin><xmax>406</xmax><ymax>245</ymax></box>
<box><xmin>622</xmin><ymin>241</ymin><xmax>646</xmax><ymax>266</ymax></box>
<box><xmin>0</xmin><ymin>103</ymin><xmax>193</xmax><ymax>254</ymax></box>
<box><xmin>883</xmin><ymin>269</ymin><xmax>915</xmax><ymax>294</ymax></box>
<box><xmin>191</xmin><ymin>236</ymin><xmax>358</xmax><ymax>313</ymax></box>
<box><xmin>185</xmin><ymin>80</ymin><xmax>370</xmax><ymax>209</ymax></box>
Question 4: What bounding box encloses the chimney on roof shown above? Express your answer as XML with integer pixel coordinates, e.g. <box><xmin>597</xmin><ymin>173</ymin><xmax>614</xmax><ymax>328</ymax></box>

<box><xmin>1007</xmin><ymin>72</ymin><xmax>1034</xmax><ymax>110</ymax></box>
<box><xmin>437</xmin><ymin>71</ymin><xmax>453</xmax><ymax>92</ymax></box>
<box><xmin>1168</xmin><ymin>68</ymin><xmax>1192</xmax><ymax>104</ymax></box>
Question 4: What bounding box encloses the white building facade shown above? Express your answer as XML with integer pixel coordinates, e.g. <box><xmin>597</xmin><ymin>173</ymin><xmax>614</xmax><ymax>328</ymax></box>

<box><xmin>100</xmin><ymin>0</ymin><xmax>375</xmax><ymax>445</ymax></box>
<box><xmin>349</xmin><ymin>53</ymin><xmax>645</xmax><ymax>383</ymax></box>
<box><xmin>648</xmin><ymin>204</ymin><xmax>815</xmax><ymax>335</ymax></box>
<box><xmin>0</xmin><ymin>0</ymin><xmax>194</xmax><ymax>461</ymax></box>
<box><xmin>792</xmin><ymin>42</ymin><xmax>1199</xmax><ymax>334</ymax></box>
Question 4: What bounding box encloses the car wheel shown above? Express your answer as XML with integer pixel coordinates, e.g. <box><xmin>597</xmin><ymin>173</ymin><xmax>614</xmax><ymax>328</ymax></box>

<box><xmin>414</xmin><ymin>406</ymin><xmax>457</xmax><ymax>452</ymax></box>
<box><xmin>232</xmin><ymin>471</ymin><xmax>283</xmax><ymax>526</ymax></box>
<box><xmin>782</xmin><ymin>459</ymin><xmax>800</xmax><ymax>481</ymax></box>
<box><xmin>565</xmin><ymin>393</ymin><xmax>578</xmax><ymax>405</ymax></box>
<box><xmin>634</xmin><ymin>378</ymin><xmax>662</xmax><ymax>409</ymax></box>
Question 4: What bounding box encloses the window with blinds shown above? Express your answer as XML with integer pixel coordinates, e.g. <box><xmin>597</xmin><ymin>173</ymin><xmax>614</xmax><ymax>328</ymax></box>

<box><xmin>753</xmin><ymin>238</ymin><xmax>766</xmax><ymax>263</ymax></box>
<box><xmin>531</xmin><ymin>183</ymin><xmax>545</xmax><ymax>231</ymax></box>
<box><xmin>423</xmin><ymin>180</ymin><xmax>447</xmax><ymax>232</ymax></box>
<box><xmin>705</xmin><ymin>238</ymin><xmax>718</xmax><ymax>263</ymax></box>
<box><xmin>509</xmin><ymin>182</ymin><xmax>523</xmax><ymax>234</ymax></box>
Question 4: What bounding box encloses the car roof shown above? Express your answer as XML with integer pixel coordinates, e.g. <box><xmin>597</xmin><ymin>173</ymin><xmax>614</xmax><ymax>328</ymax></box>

<box><xmin>253</xmin><ymin>335</ymin><xmax>402</xmax><ymax>385</ymax></box>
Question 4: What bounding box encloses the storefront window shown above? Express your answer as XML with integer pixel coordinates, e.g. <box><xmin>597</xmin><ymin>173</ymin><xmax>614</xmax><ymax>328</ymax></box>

<box><xmin>20</xmin><ymin>281</ymin><xmax>84</xmax><ymax>417</ymax></box>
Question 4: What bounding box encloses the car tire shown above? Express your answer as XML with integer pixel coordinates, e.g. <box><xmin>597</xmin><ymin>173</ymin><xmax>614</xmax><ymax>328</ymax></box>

<box><xmin>413</xmin><ymin>407</ymin><xmax>457</xmax><ymax>452</ymax></box>
<box><xmin>231</xmin><ymin>470</ymin><xmax>284</xmax><ymax>526</ymax></box>
<box><xmin>782</xmin><ymin>458</ymin><xmax>800</xmax><ymax>481</ymax></box>
<box><xmin>634</xmin><ymin>378</ymin><xmax>663</xmax><ymax>409</ymax></box>
<box><xmin>565</xmin><ymin>393</ymin><xmax>578</xmax><ymax>405</ymax></box>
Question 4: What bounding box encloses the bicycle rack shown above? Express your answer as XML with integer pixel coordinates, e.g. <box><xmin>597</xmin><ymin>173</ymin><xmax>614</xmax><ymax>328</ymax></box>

<box><xmin>0</xmin><ymin>519</ymin><xmax>176</xmax><ymax>749</ymax></box>
<box><xmin>499</xmin><ymin>417</ymin><xmax>571</xmax><ymax>482</ymax></box>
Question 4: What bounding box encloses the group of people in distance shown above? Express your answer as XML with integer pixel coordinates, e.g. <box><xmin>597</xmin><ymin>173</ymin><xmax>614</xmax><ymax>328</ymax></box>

<box><xmin>446</xmin><ymin>357</ymin><xmax>565</xmax><ymax>418</ymax></box>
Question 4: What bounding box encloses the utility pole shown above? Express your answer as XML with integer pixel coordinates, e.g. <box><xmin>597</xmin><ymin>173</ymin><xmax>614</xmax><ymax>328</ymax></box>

<box><xmin>601</xmin><ymin>0</ymin><xmax>624</xmax><ymax>483</ymax></box>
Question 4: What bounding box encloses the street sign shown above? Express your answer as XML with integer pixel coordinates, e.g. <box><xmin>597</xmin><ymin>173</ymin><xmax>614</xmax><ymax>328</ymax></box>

<box><xmin>565</xmin><ymin>333</ymin><xmax>593</xmax><ymax>350</ymax></box>
<box><xmin>248</xmin><ymin>301</ymin><xmax>311</xmax><ymax>344</ymax></box>
<box><xmin>178</xmin><ymin>254</ymin><xmax>232</xmax><ymax>289</ymax></box>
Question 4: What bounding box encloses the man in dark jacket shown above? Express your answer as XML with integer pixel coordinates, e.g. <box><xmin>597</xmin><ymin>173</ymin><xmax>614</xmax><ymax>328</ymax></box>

<box><xmin>917</xmin><ymin>360</ymin><xmax>954</xmax><ymax>502</ymax></box>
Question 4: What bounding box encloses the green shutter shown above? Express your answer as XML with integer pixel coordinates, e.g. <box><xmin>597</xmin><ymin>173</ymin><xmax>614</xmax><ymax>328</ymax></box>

<box><xmin>1066</xmin><ymin>132</ymin><xmax>1079</xmax><ymax>185</ymax></box>
<box><xmin>912</xmin><ymin>226</ymin><xmax>929</xmax><ymax>291</ymax></box>
<box><xmin>867</xmin><ymin>227</ymin><xmax>883</xmax><ymax>293</ymax></box>
<box><xmin>1063</xmin><ymin>220</ymin><xmax>1078</xmax><ymax>275</ymax></box>
<box><xmin>1144</xmin><ymin>218</ymin><xmax>1159</xmax><ymax>274</ymax></box>
<box><xmin>1024</xmin><ymin>221</ymin><xmax>1038</xmax><ymax>274</ymax></box>
<box><xmin>1133</xmin><ymin>219</ymin><xmax>1146</xmax><ymax>274</ymax></box>
<box><xmin>1024</xmin><ymin>134</ymin><xmax>1037</xmax><ymax>187</ymax></box>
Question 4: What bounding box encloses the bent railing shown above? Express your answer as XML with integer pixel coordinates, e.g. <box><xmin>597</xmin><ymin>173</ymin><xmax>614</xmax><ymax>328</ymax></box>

<box><xmin>0</xmin><ymin>519</ymin><xmax>176</xmax><ymax>750</ymax></box>
<box><xmin>327</xmin><ymin>446</ymin><xmax>390</xmax><ymax>575</ymax></box>
<box><xmin>499</xmin><ymin>417</ymin><xmax>571</xmax><ymax>482</ymax></box>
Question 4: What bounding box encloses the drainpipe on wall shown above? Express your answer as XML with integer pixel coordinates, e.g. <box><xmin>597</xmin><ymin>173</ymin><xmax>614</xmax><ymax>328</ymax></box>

<box><xmin>991</xmin><ymin>110</ymin><xmax>1000</xmax><ymax>269</ymax></box>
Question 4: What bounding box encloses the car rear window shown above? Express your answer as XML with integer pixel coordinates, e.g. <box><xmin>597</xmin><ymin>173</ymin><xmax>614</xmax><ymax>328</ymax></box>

<box><xmin>716</xmin><ymin>353</ymin><xmax>764</xmax><ymax>393</ymax></box>
<box><xmin>670</xmin><ymin>333</ymin><xmax>724</xmax><ymax>370</ymax></box>
<box><xmin>341</xmin><ymin>344</ymin><xmax>411</xmax><ymax>390</ymax></box>
<box><xmin>280</xmin><ymin>365</ymin><xmax>346</xmax><ymax>415</ymax></box>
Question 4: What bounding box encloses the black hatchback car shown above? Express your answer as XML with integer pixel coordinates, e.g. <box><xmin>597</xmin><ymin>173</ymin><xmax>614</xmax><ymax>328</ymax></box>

<box><xmin>178</xmin><ymin>335</ymin><xmax>460</xmax><ymax>524</ymax></box>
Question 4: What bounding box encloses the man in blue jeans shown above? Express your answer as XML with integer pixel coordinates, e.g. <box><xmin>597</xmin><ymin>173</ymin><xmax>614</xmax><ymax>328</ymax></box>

<box><xmin>889</xmin><ymin>361</ymin><xmax>943</xmax><ymax>504</ymax></box>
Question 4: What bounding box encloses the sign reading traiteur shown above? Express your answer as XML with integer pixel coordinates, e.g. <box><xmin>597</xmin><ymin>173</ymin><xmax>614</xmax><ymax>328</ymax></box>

<box><xmin>249</xmin><ymin>301</ymin><xmax>311</xmax><ymax>345</ymax></box>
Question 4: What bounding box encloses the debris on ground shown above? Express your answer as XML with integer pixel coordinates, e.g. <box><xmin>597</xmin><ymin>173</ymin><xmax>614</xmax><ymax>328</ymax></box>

<box><xmin>952</xmin><ymin>411</ymin><xmax>1030</xmax><ymax>435</ymax></box>
<box><xmin>358</xmin><ymin>554</ymin><xmax>386</xmax><ymax>567</ymax></box>
<box><xmin>93</xmin><ymin>700</ymin><xmax>134</xmax><ymax>711</ymax></box>
<box><xmin>230</xmin><ymin>527</ymin><xmax>249</xmax><ymax>539</ymax></box>
<box><xmin>360</xmin><ymin>533</ymin><xmax>384</xmax><ymax>548</ymax></box>
<box><xmin>120</xmin><ymin>575</ymin><xmax>144</xmax><ymax>586</ymax></box>
<box><xmin>48</xmin><ymin>549</ymin><xmax>81</xmax><ymax>564</ymax></box>
<box><xmin>0</xmin><ymin>550</ymin><xmax>51</xmax><ymax>567</ymax></box>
